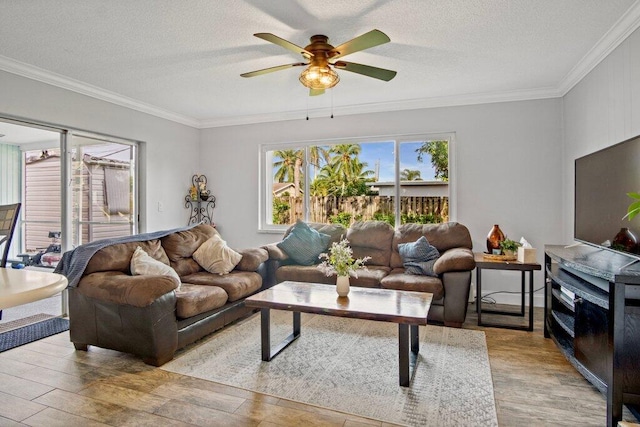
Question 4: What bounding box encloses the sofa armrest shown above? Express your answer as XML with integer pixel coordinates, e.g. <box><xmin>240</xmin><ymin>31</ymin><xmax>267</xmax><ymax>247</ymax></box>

<box><xmin>440</xmin><ymin>270</ymin><xmax>472</xmax><ymax>327</ymax></box>
<box><xmin>235</xmin><ymin>247</ymin><xmax>269</xmax><ymax>271</ymax></box>
<box><xmin>433</xmin><ymin>247</ymin><xmax>475</xmax><ymax>274</ymax></box>
<box><xmin>77</xmin><ymin>271</ymin><xmax>178</xmax><ymax>307</ymax></box>
<box><xmin>263</xmin><ymin>243</ymin><xmax>290</xmax><ymax>262</ymax></box>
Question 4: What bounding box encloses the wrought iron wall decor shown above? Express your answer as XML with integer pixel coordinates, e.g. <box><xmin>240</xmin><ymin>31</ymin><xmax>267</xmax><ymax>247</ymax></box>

<box><xmin>185</xmin><ymin>174</ymin><xmax>216</xmax><ymax>225</ymax></box>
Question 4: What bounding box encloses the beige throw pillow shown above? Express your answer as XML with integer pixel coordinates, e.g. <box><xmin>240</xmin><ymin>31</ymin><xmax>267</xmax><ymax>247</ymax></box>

<box><xmin>130</xmin><ymin>246</ymin><xmax>181</xmax><ymax>290</ymax></box>
<box><xmin>193</xmin><ymin>234</ymin><xmax>242</xmax><ymax>275</ymax></box>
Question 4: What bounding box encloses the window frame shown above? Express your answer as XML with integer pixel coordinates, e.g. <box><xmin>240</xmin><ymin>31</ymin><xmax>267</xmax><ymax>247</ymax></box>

<box><xmin>258</xmin><ymin>132</ymin><xmax>456</xmax><ymax>233</ymax></box>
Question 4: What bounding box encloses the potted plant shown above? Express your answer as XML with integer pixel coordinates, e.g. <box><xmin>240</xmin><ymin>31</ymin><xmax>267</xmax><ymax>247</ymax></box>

<box><xmin>318</xmin><ymin>239</ymin><xmax>370</xmax><ymax>297</ymax></box>
<box><xmin>499</xmin><ymin>238</ymin><xmax>521</xmax><ymax>257</ymax></box>
<box><xmin>624</xmin><ymin>192</ymin><xmax>640</xmax><ymax>220</ymax></box>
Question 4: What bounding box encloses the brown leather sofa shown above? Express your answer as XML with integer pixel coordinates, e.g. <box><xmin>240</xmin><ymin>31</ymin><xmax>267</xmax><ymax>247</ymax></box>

<box><xmin>68</xmin><ymin>224</ymin><xmax>270</xmax><ymax>366</ymax></box>
<box><xmin>264</xmin><ymin>221</ymin><xmax>476</xmax><ymax>327</ymax></box>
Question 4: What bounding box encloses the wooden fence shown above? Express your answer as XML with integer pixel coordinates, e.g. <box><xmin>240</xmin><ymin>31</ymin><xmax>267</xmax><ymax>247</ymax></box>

<box><xmin>273</xmin><ymin>196</ymin><xmax>449</xmax><ymax>225</ymax></box>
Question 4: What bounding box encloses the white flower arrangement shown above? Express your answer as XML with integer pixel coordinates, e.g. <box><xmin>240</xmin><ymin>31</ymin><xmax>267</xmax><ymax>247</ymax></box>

<box><xmin>317</xmin><ymin>238</ymin><xmax>371</xmax><ymax>278</ymax></box>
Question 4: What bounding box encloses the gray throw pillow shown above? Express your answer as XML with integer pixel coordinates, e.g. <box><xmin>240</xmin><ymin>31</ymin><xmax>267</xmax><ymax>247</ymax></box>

<box><xmin>277</xmin><ymin>220</ymin><xmax>331</xmax><ymax>266</ymax></box>
<box><xmin>398</xmin><ymin>236</ymin><xmax>440</xmax><ymax>276</ymax></box>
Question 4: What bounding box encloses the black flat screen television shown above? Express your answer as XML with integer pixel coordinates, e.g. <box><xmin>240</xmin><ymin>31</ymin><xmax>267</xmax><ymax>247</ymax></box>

<box><xmin>575</xmin><ymin>134</ymin><xmax>640</xmax><ymax>257</ymax></box>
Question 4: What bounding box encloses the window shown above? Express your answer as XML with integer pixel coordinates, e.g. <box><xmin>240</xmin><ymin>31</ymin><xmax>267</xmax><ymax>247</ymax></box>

<box><xmin>260</xmin><ymin>134</ymin><xmax>453</xmax><ymax>231</ymax></box>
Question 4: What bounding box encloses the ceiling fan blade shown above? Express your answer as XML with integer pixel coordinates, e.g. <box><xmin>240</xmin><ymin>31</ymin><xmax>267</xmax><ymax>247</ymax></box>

<box><xmin>254</xmin><ymin>33</ymin><xmax>314</xmax><ymax>58</ymax></box>
<box><xmin>333</xmin><ymin>61</ymin><xmax>396</xmax><ymax>81</ymax></box>
<box><xmin>309</xmin><ymin>88</ymin><xmax>325</xmax><ymax>96</ymax></box>
<box><xmin>241</xmin><ymin>62</ymin><xmax>307</xmax><ymax>78</ymax></box>
<box><xmin>331</xmin><ymin>29</ymin><xmax>390</xmax><ymax>59</ymax></box>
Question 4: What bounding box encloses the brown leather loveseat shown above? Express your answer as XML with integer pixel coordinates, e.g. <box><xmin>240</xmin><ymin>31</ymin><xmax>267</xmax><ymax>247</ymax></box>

<box><xmin>65</xmin><ymin>224</ymin><xmax>269</xmax><ymax>366</ymax></box>
<box><xmin>264</xmin><ymin>221</ymin><xmax>475</xmax><ymax>327</ymax></box>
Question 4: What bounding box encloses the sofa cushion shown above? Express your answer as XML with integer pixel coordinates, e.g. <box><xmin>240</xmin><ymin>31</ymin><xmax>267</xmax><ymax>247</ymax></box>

<box><xmin>433</xmin><ymin>248</ymin><xmax>476</xmax><ymax>274</ymax></box>
<box><xmin>263</xmin><ymin>243</ymin><xmax>290</xmax><ymax>261</ymax></box>
<box><xmin>162</xmin><ymin>224</ymin><xmax>218</xmax><ymax>276</ymax></box>
<box><xmin>346</xmin><ymin>221</ymin><xmax>394</xmax><ymax>266</ymax></box>
<box><xmin>391</xmin><ymin>222</ymin><xmax>473</xmax><ymax>268</ymax></box>
<box><xmin>84</xmin><ymin>239</ymin><xmax>169</xmax><ymax>275</ymax></box>
<box><xmin>398</xmin><ymin>236</ymin><xmax>440</xmax><ymax>277</ymax></box>
<box><xmin>276</xmin><ymin>265</ymin><xmax>334</xmax><ymax>285</ymax></box>
<box><xmin>277</xmin><ymin>220</ymin><xmax>331</xmax><ymax>266</ymax></box>
<box><xmin>193</xmin><ymin>234</ymin><xmax>242</xmax><ymax>275</ymax></box>
<box><xmin>311</xmin><ymin>223</ymin><xmax>347</xmax><ymax>244</ymax></box>
<box><xmin>235</xmin><ymin>247</ymin><xmax>269</xmax><ymax>271</ymax></box>
<box><xmin>175</xmin><ymin>283</ymin><xmax>228</xmax><ymax>318</ymax></box>
<box><xmin>275</xmin><ymin>264</ymin><xmax>390</xmax><ymax>288</ymax></box>
<box><xmin>130</xmin><ymin>246</ymin><xmax>182</xmax><ymax>289</ymax></box>
<box><xmin>381</xmin><ymin>270</ymin><xmax>444</xmax><ymax>299</ymax></box>
<box><xmin>349</xmin><ymin>266</ymin><xmax>391</xmax><ymax>288</ymax></box>
<box><xmin>181</xmin><ymin>271</ymin><xmax>262</xmax><ymax>302</ymax></box>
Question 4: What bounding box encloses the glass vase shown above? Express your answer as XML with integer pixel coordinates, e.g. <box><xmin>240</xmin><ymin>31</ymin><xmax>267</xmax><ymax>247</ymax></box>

<box><xmin>487</xmin><ymin>224</ymin><xmax>505</xmax><ymax>254</ymax></box>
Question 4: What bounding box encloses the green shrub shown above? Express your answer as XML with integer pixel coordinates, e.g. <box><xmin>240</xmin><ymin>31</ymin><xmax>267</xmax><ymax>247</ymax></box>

<box><xmin>272</xmin><ymin>198</ymin><xmax>290</xmax><ymax>225</ymax></box>
<box><xmin>372</xmin><ymin>211</ymin><xmax>395</xmax><ymax>226</ymax></box>
<box><xmin>401</xmin><ymin>212</ymin><xmax>440</xmax><ymax>224</ymax></box>
<box><xmin>329</xmin><ymin>212</ymin><xmax>352</xmax><ymax>227</ymax></box>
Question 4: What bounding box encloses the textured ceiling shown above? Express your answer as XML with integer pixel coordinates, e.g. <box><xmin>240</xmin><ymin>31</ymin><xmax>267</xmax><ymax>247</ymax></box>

<box><xmin>0</xmin><ymin>0</ymin><xmax>639</xmax><ymax>128</ymax></box>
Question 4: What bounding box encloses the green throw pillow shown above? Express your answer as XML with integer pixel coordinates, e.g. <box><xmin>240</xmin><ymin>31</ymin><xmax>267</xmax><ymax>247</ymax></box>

<box><xmin>277</xmin><ymin>220</ymin><xmax>331</xmax><ymax>266</ymax></box>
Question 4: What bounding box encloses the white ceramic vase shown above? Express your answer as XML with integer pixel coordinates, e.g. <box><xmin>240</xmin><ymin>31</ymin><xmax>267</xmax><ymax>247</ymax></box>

<box><xmin>336</xmin><ymin>275</ymin><xmax>350</xmax><ymax>297</ymax></box>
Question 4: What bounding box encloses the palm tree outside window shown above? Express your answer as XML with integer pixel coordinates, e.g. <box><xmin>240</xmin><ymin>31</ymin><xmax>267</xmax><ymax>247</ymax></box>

<box><xmin>262</xmin><ymin>136</ymin><xmax>451</xmax><ymax>230</ymax></box>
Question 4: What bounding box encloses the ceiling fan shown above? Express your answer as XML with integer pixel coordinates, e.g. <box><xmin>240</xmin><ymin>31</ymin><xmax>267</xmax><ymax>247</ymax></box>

<box><xmin>241</xmin><ymin>29</ymin><xmax>397</xmax><ymax>96</ymax></box>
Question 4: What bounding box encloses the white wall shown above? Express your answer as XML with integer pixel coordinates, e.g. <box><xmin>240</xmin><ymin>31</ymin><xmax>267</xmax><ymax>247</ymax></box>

<box><xmin>0</xmin><ymin>68</ymin><xmax>566</xmax><ymax>305</ymax></box>
<box><xmin>201</xmin><ymin>98</ymin><xmax>563</xmax><ymax>304</ymax></box>
<box><xmin>0</xmin><ymin>70</ymin><xmax>200</xmax><ymax>231</ymax></box>
<box><xmin>563</xmin><ymin>27</ymin><xmax>640</xmax><ymax>244</ymax></box>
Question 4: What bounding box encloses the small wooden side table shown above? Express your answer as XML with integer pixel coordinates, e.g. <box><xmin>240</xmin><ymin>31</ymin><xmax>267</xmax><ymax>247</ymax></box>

<box><xmin>474</xmin><ymin>252</ymin><xmax>541</xmax><ymax>331</ymax></box>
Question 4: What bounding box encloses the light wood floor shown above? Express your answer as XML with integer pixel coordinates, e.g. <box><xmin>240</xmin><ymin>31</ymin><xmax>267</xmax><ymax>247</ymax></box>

<box><xmin>0</xmin><ymin>305</ymin><xmax>636</xmax><ymax>426</ymax></box>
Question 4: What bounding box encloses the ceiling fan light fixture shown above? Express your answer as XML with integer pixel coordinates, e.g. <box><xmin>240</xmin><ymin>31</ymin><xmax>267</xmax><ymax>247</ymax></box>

<box><xmin>299</xmin><ymin>65</ymin><xmax>339</xmax><ymax>90</ymax></box>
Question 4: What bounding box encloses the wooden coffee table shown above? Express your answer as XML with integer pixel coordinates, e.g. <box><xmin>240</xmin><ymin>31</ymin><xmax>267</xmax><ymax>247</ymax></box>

<box><xmin>245</xmin><ymin>281</ymin><xmax>432</xmax><ymax>387</ymax></box>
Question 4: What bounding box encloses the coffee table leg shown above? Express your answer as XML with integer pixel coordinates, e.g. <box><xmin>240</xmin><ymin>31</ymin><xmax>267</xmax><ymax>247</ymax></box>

<box><xmin>411</xmin><ymin>324</ymin><xmax>419</xmax><ymax>354</ymax></box>
<box><xmin>399</xmin><ymin>323</ymin><xmax>420</xmax><ymax>387</ymax></box>
<box><xmin>261</xmin><ymin>309</ymin><xmax>301</xmax><ymax>362</ymax></box>
<box><xmin>260</xmin><ymin>308</ymin><xmax>271</xmax><ymax>361</ymax></box>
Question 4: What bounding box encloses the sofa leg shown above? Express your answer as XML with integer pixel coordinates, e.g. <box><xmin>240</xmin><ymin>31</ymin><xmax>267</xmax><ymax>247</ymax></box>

<box><xmin>143</xmin><ymin>354</ymin><xmax>174</xmax><ymax>367</ymax></box>
<box><xmin>444</xmin><ymin>321</ymin><xmax>462</xmax><ymax>328</ymax></box>
<box><xmin>73</xmin><ymin>343</ymin><xmax>88</xmax><ymax>351</ymax></box>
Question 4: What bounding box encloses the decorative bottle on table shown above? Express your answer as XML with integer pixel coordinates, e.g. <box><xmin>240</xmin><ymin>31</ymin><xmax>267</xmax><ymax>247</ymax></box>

<box><xmin>612</xmin><ymin>227</ymin><xmax>638</xmax><ymax>253</ymax></box>
<box><xmin>487</xmin><ymin>224</ymin><xmax>505</xmax><ymax>254</ymax></box>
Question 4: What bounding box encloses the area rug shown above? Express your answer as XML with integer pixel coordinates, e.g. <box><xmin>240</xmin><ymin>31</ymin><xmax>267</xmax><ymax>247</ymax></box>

<box><xmin>0</xmin><ymin>317</ymin><xmax>69</xmax><ymax>352</ymax></box>
<box><xmin>162</xmin><ymin>311</ymin><xmax>498</xmax><ymax>426</ymax></box>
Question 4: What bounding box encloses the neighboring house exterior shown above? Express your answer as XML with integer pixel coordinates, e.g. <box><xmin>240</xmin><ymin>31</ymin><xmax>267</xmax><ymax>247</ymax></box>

<box><xmin>272</xmin><ymin>182</ymin><xmax>300</xmax><ymax>197</ymax></box>
<box><xmin>23</xmin><ymin>151</ymin><xmax>131</xmax><ymax>252</ymax></box>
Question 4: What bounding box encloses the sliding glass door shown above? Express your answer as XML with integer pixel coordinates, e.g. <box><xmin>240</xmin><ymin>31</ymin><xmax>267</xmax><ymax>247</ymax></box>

<box><xmin>0</xmin><ymin>118</ymin><xmax>140</xmax><ymax>265</ymax></box>
<box><xmin>68</xmin><ymin>134</ymin><xmax>137</xmax><ymax>248</ymax></box>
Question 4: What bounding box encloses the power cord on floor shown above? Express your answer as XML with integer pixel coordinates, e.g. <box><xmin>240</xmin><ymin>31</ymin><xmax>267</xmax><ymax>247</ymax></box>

<box><xmin>473</xmin><ymin>286</ymin><xmax>545</xmax><ymax>305</ymax></box>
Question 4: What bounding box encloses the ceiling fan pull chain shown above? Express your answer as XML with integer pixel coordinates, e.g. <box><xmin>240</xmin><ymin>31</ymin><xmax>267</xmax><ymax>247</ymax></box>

<box><xmin>330</xmin><ymin>88</ymin><xmax>334</xmax><ymax>119</ymax></box>
<box><xmin>306</xmin><ymin>95</ymin><xmax>309</xmax><ymax>120</ymax></box>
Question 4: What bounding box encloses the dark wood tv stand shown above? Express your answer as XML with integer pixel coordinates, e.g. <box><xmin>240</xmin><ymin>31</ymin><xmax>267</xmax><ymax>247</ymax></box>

<box><xmin>544</xmin><ymin>245</ymin><xmax>640</xmax><ymax>427</ymax></box>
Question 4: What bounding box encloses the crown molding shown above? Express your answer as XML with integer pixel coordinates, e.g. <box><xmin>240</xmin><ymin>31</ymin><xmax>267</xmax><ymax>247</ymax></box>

<box><xmin>0</xmin><ymin>55</ymin><xmax>200</xmax><ymax>128</ymax></box>
<box><xmin>198</xmin><ymin>86</ymin><xmax>562</xmax><ymax>128</ymax></box>
<box><xmin>557</xmin><ymin>0</ymin><xmax>640</xmax><ymax>96</ymax></box>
